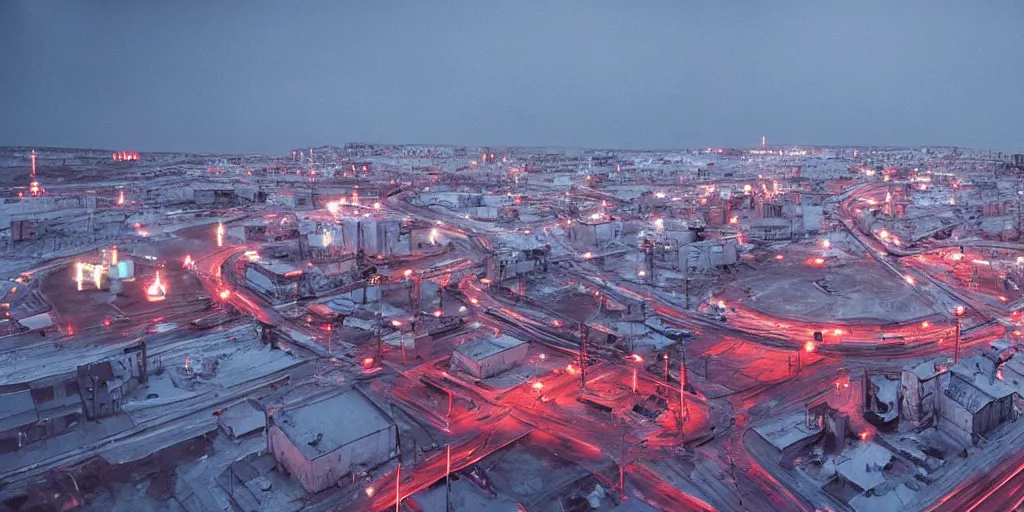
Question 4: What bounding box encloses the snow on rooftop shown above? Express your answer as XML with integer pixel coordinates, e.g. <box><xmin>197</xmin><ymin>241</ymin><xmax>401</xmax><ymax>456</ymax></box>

<box><xmin>752</xmin><ymin>413</ymin><xmax>822</xmax><ymax>452</ymax></box>
<box><xmin>831</xmin><ymin>442</ymin><xmax>893</xmax><ymax>492</ymax></box>
<box><xmin>454</xmin><ymin>333</ymin><xmax>528</xmax><ymax>361</ymax></box>
<box><xmin>274</xmin><ymin>390</ymin><xmax>393</xmax><ymax>461</ymax></box>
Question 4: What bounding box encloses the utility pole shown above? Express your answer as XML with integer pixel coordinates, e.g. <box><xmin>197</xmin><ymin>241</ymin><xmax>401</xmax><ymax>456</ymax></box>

<box><xmin>579</xmin><ymin>323</ymin><xmax>588</xmax><ymax>389</ymax></box>
<box><xmin>445</xmin><ymin>444</ymin><xmax>452</xmax><ymax>512</ymax></box>
<box><xmin>619</xmin><ymin>418</ymin><xmax>628</xmax><ymax>502</ymax></box>
<box><xmin>375</xmin><ymin>298</ymin><xmax>384</xmax><ymax>364</ymax></box>
<box><xmin>680</xmin><ymin>345</ymin><xmax>688</xmax><ymax>390</ymax></box>
<box><xmin>395</xmin><ymin>463</ymin><xmax>401</xmax><ymax>512</ymax></box>
<box><xmin>954</xmin><ymin>305</ymin><xmax>965</xmax><ymax>363</ymax></box>
<box><xmin>680</xmin><ymin>360</ymin><xmax>689</xmax><ymax>424</ymax></box>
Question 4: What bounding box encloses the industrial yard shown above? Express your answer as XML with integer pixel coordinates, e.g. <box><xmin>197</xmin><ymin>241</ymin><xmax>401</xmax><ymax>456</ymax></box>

<box><xmin>3</xmin><ymin>144</ymin><xmax>1024</xmax><ymax>512</ymax></box>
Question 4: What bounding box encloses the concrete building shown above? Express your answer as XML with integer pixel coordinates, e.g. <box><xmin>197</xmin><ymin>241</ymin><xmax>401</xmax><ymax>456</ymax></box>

<box><xmin>938</xmin><ymin>353</ymin><xmax>1017</xmax><ymax>446</ymax></box>
<box><xmin>569</xmin><ymin>218</ymin><xmax>621</xmax><ymax>247</ymax></box>
<box><xmin>244</xmin><ymin>260</ymin><xmax>305</xmax><ymax>303</ymax></box>
<box><xmin>347</xmin><ymin>218</ymin><xmax>402</xmax><ymax>258</ymax></box>
<box><xmin>77</xmin><ymin>342</ymin><xmax>148</xmax><ymax>420</ymax></box>
<box><xmin>899</xmin><ymin>359</ymin><xmax>949</xmax><ymax>428</ymax></box>
<box><xmin>0</xmin><ymin>379</ymin><xmax>81</xmax><ymax>454</ymax></box>
<box><xmin>451</xmin><ymin>333</ymin><xmax>529</xmax><ymax>379</ymax></box>
<box><xmin>679</xmin><ymin>238</ymin><xmax>739</xmax><ymax>270</ymax></box>
<box><xmin>485</xmin><ymin>247</ymin><xmax>549</xmax><ymax>283</ymax></box>
<box><xmin>747</xmin><ymin>218</ymin><xmax>794</xmax><ymax>241</ymax></box>
<box><xmin>267</xmin><ymin>390</ymin><xmax>397</xmax><ymax>494</ymax></box>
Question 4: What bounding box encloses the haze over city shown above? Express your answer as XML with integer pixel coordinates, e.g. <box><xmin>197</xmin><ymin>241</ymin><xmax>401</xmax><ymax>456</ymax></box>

<box><xmin>4</xmin><ymin>2</ymin><xmax>1024</xmax><ymax>512</ymax></box>
<box><xmin>2</xmin><ymin>1</ymin><xmax>1024</xmax><ymax>153</ymax></box>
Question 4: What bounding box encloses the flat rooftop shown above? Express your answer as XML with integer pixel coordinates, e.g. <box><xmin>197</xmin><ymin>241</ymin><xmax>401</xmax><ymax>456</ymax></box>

<box><xmin>250</xmin><ymin>259</ymin><xmax>303</xmax><ymax>277</ymax></box>
<box><xmin>274</xmin><ymin>390</ymin><xmax>393</xmax><ymax>461</ymax></box>
<box><xmin>454</xmin><ymin>333</ymin><xmax>527</xmax><ymax>362</ymax></box>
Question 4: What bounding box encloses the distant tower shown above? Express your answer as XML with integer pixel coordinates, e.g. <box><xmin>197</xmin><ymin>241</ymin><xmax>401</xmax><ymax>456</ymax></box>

<box><xmin>28</xmin><ymin>150</ymin><xmax>43</xmax><ymax>196</ymax></box>
<box><xmin>761</xmin><ymin>136</ymin><xmax>766</xmax><ymax>149</ymax></box>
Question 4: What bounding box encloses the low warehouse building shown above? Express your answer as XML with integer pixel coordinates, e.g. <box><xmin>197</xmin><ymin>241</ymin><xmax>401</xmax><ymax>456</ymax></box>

<box><xmin>267</xmin><ymin>390</ymin><xmax>396</xmax><ymax>494</ymax></box>
<box><xmin>451</xmin><ymin>333</ymin><xmax>529</xmax><ymax>379</ymax></box>
<box><xmin>938</xmin><ymin>353</ymin><xmax>1017</xmax><ymax>446</ymax></box>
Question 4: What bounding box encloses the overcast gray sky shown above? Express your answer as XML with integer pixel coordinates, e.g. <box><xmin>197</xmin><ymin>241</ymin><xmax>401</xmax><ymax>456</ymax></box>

<box><xmin>1</xmin><ymin>1</ymin><xmax>1021</xmax><ymax>154</ymax></box>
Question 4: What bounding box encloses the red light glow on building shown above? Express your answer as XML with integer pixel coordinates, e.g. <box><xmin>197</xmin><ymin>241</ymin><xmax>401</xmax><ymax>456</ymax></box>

<box><xmin>112</xmin><ymin>151</ymin><xmax>140</xmax><ymax>161</ymax></box>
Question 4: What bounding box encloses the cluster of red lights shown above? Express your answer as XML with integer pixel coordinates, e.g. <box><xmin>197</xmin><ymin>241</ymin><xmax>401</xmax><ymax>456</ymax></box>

<box><xmin>112</xmin><ymin>151</ymin><xmax>140</xmax><ymax>161</ymax></box>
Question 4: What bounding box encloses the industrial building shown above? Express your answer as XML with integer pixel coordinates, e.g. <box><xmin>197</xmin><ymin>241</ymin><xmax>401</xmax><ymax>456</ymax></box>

<box><xmin>938</xmin><ymin>352</ymin><xmax>1017</xmax><ymax>446</ymax></box>
<box><xmin>267</xmin><ymin>390</ymin><xmax>397</xmax><ymax>493</ymax></box>
<box><xmin>899</xmin><ymin>359</ymin><xmax>949</xmax><ymax>428</ymax></box>
<box><xmin>244</xmin><ymin>260</ymin><xmax>306</xmax><ymax>303</ymax></box>
<box><xmin>451</xmin><ymin>333</ymin><xmax>529</xmax><ymax>379</ymax></box>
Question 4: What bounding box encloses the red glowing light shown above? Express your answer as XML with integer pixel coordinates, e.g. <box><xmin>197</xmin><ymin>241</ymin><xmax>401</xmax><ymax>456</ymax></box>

<box><xmin>921</xmin><ymin>321</ymin><xmax>930</xmax><ymax>328</ymax></box>
<box><xmin>832</xmin><ymin>328</ymin><xmax>843</xmax><ymax>335</ymax></box>
<box><xmin>219</xmin><ymin>289</ymin><xmax>231</xmax><ymax>300</ymax></box>
<box><xmin>804</xmin><ymin>341</ymin><xmax>816</xmax><ymax>353</ymax></box>
<box><xmin>469</xmin><ymin>298</ymin><xmax>479</xmax><ymax>305</ymax></box>
<box><xmin>362</xmin><ymin>357</ymin><xmax>375</xmax><ymax>368</ymax></box>
<box><xmin>629</xmin><ymin>354</ymin><xmax>644</xmax><ymax>364</ymax></box>
<box><xmin>146</xmin><ymin>271</ymin><xmax>167</xmax><ymax>302</ymax></box>
<box><xmin>283</xmin><ymin>270</ymin><xmax>304</xmax><ymax>277</ymax></box>
<box><xmin>433</xmin><ymin>310</ymin><xmax>443</xmax><ymax>317</ymax></box>
<box><xmin>774</xmin><ymin>254</ymin><xmax>784</xmax><ymax>260</ymax></box>
<box><xmin>103</xmin><ymin>318</ymin><xmax>111</xmax><ymax>328</ymax></box>
<box><xmin>531</xmin><ymin>381</ymin><xmax>544</xmax><ymax>391</ymax></box>
<box><xmin>402</xmin><ymin>269</ymin><xmax>413</xmax><ymax>277</ymax></box>
<box><xmin>391</xmin><ymin>320</ymin><xmax>403</xmax><ymax>327</ymax></box>
<box><xmin>953</xmin><ymin>305</ymin><xmax>966</xmax><ymax>317</ymax></box>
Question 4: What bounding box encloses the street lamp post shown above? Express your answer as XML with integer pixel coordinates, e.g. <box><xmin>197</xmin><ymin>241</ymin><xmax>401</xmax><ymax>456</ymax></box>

<box><xmin>326</xmin><ymin>324</ymin><xmax>332</xmax><ymax>355</ymax></box>
<box><xmin>579</xmin><ymin>322</ymin><xmax>588</xmax><ymax>389</ymax></box>
<box><xmin>953</xmin><ymin>305</ymin><xmax>965</xmax><ymax>363</ymax></box>
<box><xmin>445</xmin><ymin>444</ymin><xmax>452</xmax><ymax>512</ymax></box>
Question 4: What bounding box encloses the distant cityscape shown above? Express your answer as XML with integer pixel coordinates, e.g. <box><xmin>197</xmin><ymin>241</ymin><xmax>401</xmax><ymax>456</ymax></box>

<box><xmin>1</xmin><ymin>141</ymin><xmax>1024</xmax><ymax>511</ymax></box>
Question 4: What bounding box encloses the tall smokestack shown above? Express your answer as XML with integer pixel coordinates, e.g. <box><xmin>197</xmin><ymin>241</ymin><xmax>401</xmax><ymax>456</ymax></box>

<box><xmin>30</xmin><ymin>150</ymin><xmax>36</xmax><ymax>178</ymax></box>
